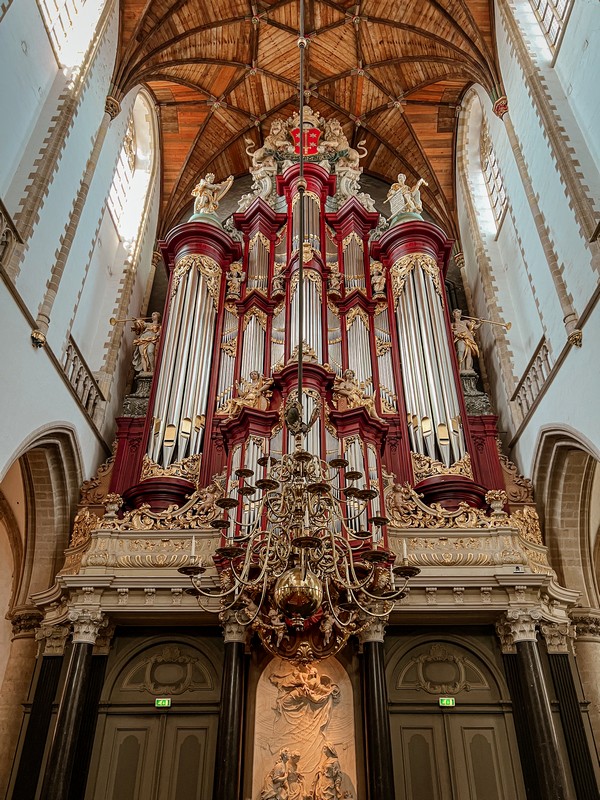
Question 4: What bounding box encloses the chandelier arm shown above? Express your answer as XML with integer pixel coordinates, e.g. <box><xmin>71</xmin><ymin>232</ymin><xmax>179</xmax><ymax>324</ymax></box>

<box><xmin>189</xmin><ymin>575</ymin><xmax>239</xmax><ymax>600</ymax></box>
<box><xmin>346</xmin><ymin>589</ymin><xmax>395</xmax><ymax>619</ymax></box>
<box><xmin>324</xmin><ymin>580</ymin><xmax>357</xmax><ymax>629</ymax></box>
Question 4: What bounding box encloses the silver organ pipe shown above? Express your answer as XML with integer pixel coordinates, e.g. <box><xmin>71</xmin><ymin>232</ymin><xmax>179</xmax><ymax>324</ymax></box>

<box><xmin>394</xmin><ymin>257</ymin><xmax>466</xmax><ymax>466</ymax></box>
<box><xmin>148</xmin><ymin>259</ymin><xmax>220</xmax><ymax>467</ymax></box>
<box><xmin>327</xmin><ymin>305</ymin><xmax>342</xmax><ymax>375</ymax></box>
<box><xmin>342</xmin><ymin>233</ymin><xmax>365</xmax><ymax>292</ymax></box>
<box><xmin>248</xmin><ymin>233</ymin><xmax>270</xmax><ymax>292</ymax></box>
<box><xmin>216</xmin><ymin>309</ymin><xmax>238</xmax><ymax>413</ymax></box>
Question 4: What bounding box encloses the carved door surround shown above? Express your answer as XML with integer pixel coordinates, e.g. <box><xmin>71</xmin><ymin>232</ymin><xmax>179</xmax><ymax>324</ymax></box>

<box><xmin>386</xmin><ymin>634</ymin><xmax>526</xmax><ymax>800</ymax></box>
<box><xmin>85</xmin><ymin>636</ymin><xmax>222</xmax><ymax>800</ymax></box>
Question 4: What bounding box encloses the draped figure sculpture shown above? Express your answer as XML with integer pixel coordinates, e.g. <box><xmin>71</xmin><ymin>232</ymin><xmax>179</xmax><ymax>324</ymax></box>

<box><xmin>132</xmin><ymin>311</ymin><xmax>161</xmax><ymax>374</ymax></box>
<box><xmin>311</xmin><ymin>744</ymin><xmax>345</xmax><ymax>800</ymax></box>
<box><xmin>386</xmin><ymin>173</ymin><xmax>428</xmax><ymax>216</ymax></box>
<box><xmin>451</xmin><ymin>308</ymin><xmax>482</xmax><ymax>372</ymax></box>
<box><xmin>191</xmin><ymin>172</ymin><xmax>234</xmax><ymax>216</ymax></box>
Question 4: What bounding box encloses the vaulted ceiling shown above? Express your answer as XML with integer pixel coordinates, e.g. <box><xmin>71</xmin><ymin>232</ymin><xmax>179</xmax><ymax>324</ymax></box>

<box><xmin>113</xmin><ymin>0</ymin><xmax>502</xmax><ymax>238</ymax></box>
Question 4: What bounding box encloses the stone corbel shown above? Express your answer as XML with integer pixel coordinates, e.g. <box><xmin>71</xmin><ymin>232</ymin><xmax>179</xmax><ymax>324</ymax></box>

<box><xmin>540</xmin><ymin>621</ymin><xmax>574</xmax><ymax>654</ymax></box>
<box><xmin>35</xmin><ymin>623</ymin><xmax>70</xmax><ymax>656</ymax></box>
<box><xmin>496</xmin><ymin>607</ymin><xmax>541</xmax><ymax>653</ymax></box>
<box><xmin>570</xmin><ymin>610</ymin><xmax>600</xmax><ymax>642</ymax></box>
<box><xmin>10</xmin><ymin>608</ymin><xmax>43</xmax><ymax>640</ymax></box>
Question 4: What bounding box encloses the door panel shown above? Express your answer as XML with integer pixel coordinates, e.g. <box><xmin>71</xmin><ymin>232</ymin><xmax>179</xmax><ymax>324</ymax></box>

<box><xmin>446</xmin><ymin>715</ymin><xmax>525</xmax><ymax>800</ymax></box>
<box><xmin>391</xmin><ymin>714</ymin><xmax>452</xmax><ymax>800</ymax></box>
<box><xmin>92</xmin><ymin>717</ymin><xmax>160</xmax><ymax>800</ymax></box>
<box><xmin>157</xmin><ymin>718</ymin><xmax>217</xmax><ymax>800</ymax></box>
<box><xmin>391</xmin><ymin>713</ymin><xmax>526</xmax><ymax>800</ymax></box>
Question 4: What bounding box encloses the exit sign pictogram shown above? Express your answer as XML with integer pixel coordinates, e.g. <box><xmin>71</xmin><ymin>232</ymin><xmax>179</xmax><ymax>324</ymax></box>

<box><xmin>439</xmin><ymin>697</ymin><xmax>455</xmax><ymax>707</ymax></box>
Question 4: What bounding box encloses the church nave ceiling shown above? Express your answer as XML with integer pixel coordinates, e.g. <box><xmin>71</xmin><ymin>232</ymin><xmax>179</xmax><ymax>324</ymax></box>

<box><xmin>113</xmin><ymin>0</ymin><xmax>502</xmax><ymax>236</ymax></box>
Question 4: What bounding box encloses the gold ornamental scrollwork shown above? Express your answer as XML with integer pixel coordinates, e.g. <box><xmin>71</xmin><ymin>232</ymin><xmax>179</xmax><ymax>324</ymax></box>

<box><xmin>511</xmin><ymin>505</ymin><xmax>544</xmax><ymax>545</ymax></box>
<box><xmin>140</xmin><ymin>454</ymin><xmax>202</xmax><ymax>486</ymax></box>
<box><xmin>345</xmin><ymin>306</ymin><xmax>370</xmax><ymax>331</ymax></box>
<box><xmin>171</xmin><ymin>254</ymin><xmax>222</xmax><ymax>306</ymax></box>
<box><xmin>411</xmin><ymin>452</ymin><xmax>473</xmax><ymax>483</ymax></box>
<box><xmin>384</xmin><ymin>482</ymin><xmax>499</xmax><ymax>530</ymax></box>
<box><xmin>70</xmin><ymin>507</ymin><xmax>102</xmax><ymax>547</ymax></box>
<box><xmin>389</xmin><ymin>253</ymin><xmax>442</xmax><ymax>308</ymax></box>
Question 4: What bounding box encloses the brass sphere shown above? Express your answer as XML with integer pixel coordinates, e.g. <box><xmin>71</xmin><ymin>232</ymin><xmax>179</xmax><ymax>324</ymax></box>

<box><xmin>274</xmin><ymin>567</ymin><xmax>323</xmax><ymax>619</ymax></box>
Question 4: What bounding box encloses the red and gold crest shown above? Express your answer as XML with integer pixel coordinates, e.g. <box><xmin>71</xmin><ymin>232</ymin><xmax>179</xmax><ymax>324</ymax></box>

<box><xmin>291</xmin><ymin>126</ymin><xmax>322</xmax><ymax>155</ymax></box>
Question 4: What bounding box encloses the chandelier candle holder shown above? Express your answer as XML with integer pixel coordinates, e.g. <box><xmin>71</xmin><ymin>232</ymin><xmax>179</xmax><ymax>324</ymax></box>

<box><xmin>179</xmin><ymin>432</ymin><xmax>419</xmax><ymax>661</ymax></box>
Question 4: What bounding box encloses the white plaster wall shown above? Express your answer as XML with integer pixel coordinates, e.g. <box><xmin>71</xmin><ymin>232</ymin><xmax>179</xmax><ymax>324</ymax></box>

<box><xmin>0</xmin><ymin>282</ymin><xmax>107</xmax><ymax>481</ymax></box>
<box><xmin>0</xmin><ymin>0</ymin><xmax>58</xmax><ymax>201</ymax></box>
<box><xmin>457</xmin><ymin>9</ymin><xmax>600</xmax><ymax>474</ymax></box>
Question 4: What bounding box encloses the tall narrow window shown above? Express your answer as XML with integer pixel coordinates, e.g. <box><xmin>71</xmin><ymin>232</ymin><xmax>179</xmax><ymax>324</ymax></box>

<box><xmin>108</xmin><ymin>116</ymin><xmax>135</xmax><ymax>233</ymax></box>
<box><xmin>528</xmin><ymin>0</ymin><xmax>573</xmax><ymax>53</ymax></box>
<box><xmin>480</xmin><ymin>119</ymin><xmax>507</xmax><ymax>230</ymax></box>
<box><xmin>38</xmin><ymin>0</ymin><xmax>106</xmax><ymax>68</ymax></box>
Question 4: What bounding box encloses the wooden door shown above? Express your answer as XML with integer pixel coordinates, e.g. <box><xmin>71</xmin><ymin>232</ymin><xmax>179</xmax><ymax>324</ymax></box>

<box><xmin>91</xmin><ymin>714</ymin><xmax>217</xmax><ymax>800</ymax></box>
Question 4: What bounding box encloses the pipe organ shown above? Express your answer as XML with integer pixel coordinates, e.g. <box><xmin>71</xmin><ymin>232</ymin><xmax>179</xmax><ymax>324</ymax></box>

<box><xmin>112</xmin><ymin>107</ymin><xmax>504</xmax><ymax>514</ymax></box>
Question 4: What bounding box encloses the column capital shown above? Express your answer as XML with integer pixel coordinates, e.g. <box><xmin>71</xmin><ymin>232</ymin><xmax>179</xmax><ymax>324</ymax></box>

<box><xmin>10</xmin><ymin>608</ymin><xmax>43</xmax><ymax>640</ymax></box>
<box><xmin>357</xmin><ymin>616</ymin><xmax>388</xmax><ymax>644</ymax></box>
<box><xmin>496</xmin><ymin>608</ymin><xmax>541</xmax><ymax>652</ymax></box>
<box><xmin>453</xmin><ymin>250</ymin><xmax>465</xmax><ymax>269</ymax></box>
<box><xmin>220</xmin><ymin>611</ymin><xmax>247</xmax><ymax>644</ymax></box>
<box><xmin>93</xmin><ymin>622</ymin><xmax>116</xmax><ymax>655</ymax></box>
<box><xmin>35</xmin><ymin>623</ymin><xmax>70</xmax><ymax>656</ymax></box>
<box><xmin>68</xmin><ymin>609</ymin><xmax>108</xmax><ymax>645</ymax></box>
<box><xmin>540</xmin><ymin>621</ymin><xmax>574</xmax><ymax>654</ymax></box>
<box><xmin>151</xmin><ymin>250</ymin><xmax>163</xmax><ymax>268</ymax></box>
<box><xmin>571</xmin><ymin>610</ymin><xmax>600</xmax><ymax>641</ymax></box>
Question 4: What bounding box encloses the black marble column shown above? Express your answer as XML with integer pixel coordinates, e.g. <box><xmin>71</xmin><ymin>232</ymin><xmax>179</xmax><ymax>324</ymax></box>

<box><xmin>212</xmin><ymin>634</ymin><xmax>246</xmax><ymax>800</ymax></box>
<box><xmin>11</xmin><ymin>654</ymin><xmax>63</xmax><ymax>800</ymax></box>
<box><xmin>361</xmin><ymin>637</ymin><xmax>395</xmax><ymax>800</ymax></box>
<box><xmin>547</xmin><ymin>653</ymin><xmax>600</xmax><ymax>799</ymax></box>
<box><xmin>516</xmin><ymin>639</ymin><xmax>571</xmax><ymax>800</ymax></box>
<box><xmin>39</xmin><ymin>641</ymin><xmax>94</xmax><ymax>800</ymax></box>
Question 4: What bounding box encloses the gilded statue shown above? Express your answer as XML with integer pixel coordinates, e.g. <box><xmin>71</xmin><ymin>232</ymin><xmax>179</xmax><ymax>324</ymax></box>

<box><xmin>386</xmin><ymin>173</ymin><xmax>428</xmax><ymax>216</ymax></box>
<box><xmin>311</xmin><ymin>744</ymin><xmax>345</xmax><ymax>800</ymax></box>
<box><xmin>221</xmin><ymin>371</ymin><xmax>274</xmax><ymax>416</ymax></box>
<box><xmin>226</xmin><ymin>263</ymin><xmax>245</xmax><ymax>299</ymax></box>
<box><xmin>332</xmin><ymin>369</ymin><xmax>381</xmax><ymax>420</ymax></box>
<box><xmin>370</xmin><ymin>262</ymin><xmax>386</xmax><ymax>296</ymax></box>
<box><xmin>132</xmin><ymin>311</ymin><xmax>161</xmax><ymax>374</ymax></box>
<box><xmin>451</xmin><ymin>308</ymin><xmax>481</xmax><ymax>372</ymax></box>
<box><xmin>191</xmin><ymin>172</ymin><xmax>234</xmax><ymax>215</ymax></box>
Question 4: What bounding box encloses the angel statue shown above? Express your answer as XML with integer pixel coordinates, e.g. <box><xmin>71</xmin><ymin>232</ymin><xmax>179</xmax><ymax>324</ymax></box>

<box><xmin>191</xmin><ymin>172</ymin><xmax>234</xmax><ymax>217</ymax></box>
<box><xmin>386</xmin><ymin>173</ymin><xmax>428</xmax><ymax>218</ymax></box>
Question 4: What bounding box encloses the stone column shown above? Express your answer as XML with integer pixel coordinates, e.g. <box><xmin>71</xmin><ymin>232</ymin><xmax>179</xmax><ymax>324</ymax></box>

<box><xmin>571</xmin><ymin>612</ymin><xmax>600</xmax><ymax>749</ymax></box>
<box><xmin>541</xmin><ymin>621</ymin><xmax>599</xmax><ymax>799</ymax></box>
<box><xmin>9</xmin><ymin>624</ymin><xmax>69</xmax><ymax>800</ymax></box>
<box><xmin>0</xmin><ymin>611</ymin><xmax>42</xmax><ymax>799</ymax></box>
<box><xmin>212</xmin><ymin>615</ymin><xmax>246</xmax><ymax>800</ymax></box>
<box><xmin>496</xmin><ymin>609</ymin><xmax>571</xmax><ymax>800</ymax></box>
<box><xmin>39</xmin><ymin>610</ymin><xmax>106</xmax><ymax>800</ymax></box>
<box><xmin>359</xmin><ymin>620</ymin><xmax>395</xmax><ymax>800</ymax></box>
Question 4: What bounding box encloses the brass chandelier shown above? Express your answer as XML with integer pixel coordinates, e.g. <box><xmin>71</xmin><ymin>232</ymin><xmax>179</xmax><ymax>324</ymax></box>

<box><xmin>178</xmin><ymin>0</ymin><xmax>419</xmax><ymax>661</ymax></box>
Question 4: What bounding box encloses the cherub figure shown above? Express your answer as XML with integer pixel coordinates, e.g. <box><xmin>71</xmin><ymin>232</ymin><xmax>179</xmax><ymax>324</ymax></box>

<box><xmin>191</xmin><ymin>172</ymin><xmax>234</xmax><ymax>215</ymax></box>
<box><xmin>370</xmin><ymin>262</ymin><xmax>386</xmax><ymax>296</ymax></box>
<box><xmin>226</xmin><ymin>263</ymin><xmax>245</xmax><ymax>298</ymax></box>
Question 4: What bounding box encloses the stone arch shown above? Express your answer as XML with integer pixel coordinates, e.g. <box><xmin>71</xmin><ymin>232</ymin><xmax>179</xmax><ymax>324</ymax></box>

<box><xmin>532</xmin><ymin>425</ymin><xmax>600</xmax><ymax>607</ymax></box>
<box><xmin>99</xmin><ymin>634</ymin><xmax>223</xmax><ymax>705</ymax></box>
<box><xmin>0</xmin><ymin>424</ymin><xmax>82</xmax><ymax>797</ymax></box>
<box><xmin>386</xmin><ymin>632</ymin><xmax>511</xmax><ymax>704</ymax></box>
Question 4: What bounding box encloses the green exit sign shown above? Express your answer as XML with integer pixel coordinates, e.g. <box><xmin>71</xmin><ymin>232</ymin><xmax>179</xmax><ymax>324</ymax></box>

<box><xmin>439</xmin><ymin>697</ymin><xmax>455</xmax><ymax>707</ymax></box>
<box><xmin>155</xmin><ymin>698</ymin><xmax>171</xmax><ymax>708</ymax></box>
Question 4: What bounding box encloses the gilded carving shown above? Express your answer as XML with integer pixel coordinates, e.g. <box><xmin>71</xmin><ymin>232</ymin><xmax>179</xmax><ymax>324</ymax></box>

<box><xmin>79</xmin><ymin>455</ymin><xmax>115</xmax><ymax>506</ymax></box>
<box><xmin>332</xmin><ymin>369</ymin><xmax>380</xmax><ymax>419</ymax></box>
<box><xmin>140</xmin><ymin>454</ymin><xmax>202</xmax><ymax>485</ymax></box>
<box><xmin>496</xmin><ymin>442</ymin><xmax>534</xmax><ymax>503</ymax></box>
<box><xmin>511</xmin><ymin>505</ymin><xmax>544</xmax><ymax>545</ymax></box>
<box><xmin>345</xmin><ymin>306</ymin><xmax>370</xmax><ymax>331</ymax></box>
<box><xmin>389</xmin><ymin>253</ymin><xmax>442</xmax><ymax>307</ymax></box>
<box><xmin>411</xmin><ymin>452</ymin><xmax>473</xmax><ymax>482</ymax></box>
<box><xmin>170</xmin><ymin>254</ymin><xmax>222</xmax><ymax>305</ymax></box>
<box><xmin>70</xmin><ymin>507</ymin><xmax>101</xmax><ymax>547</ymax></box>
